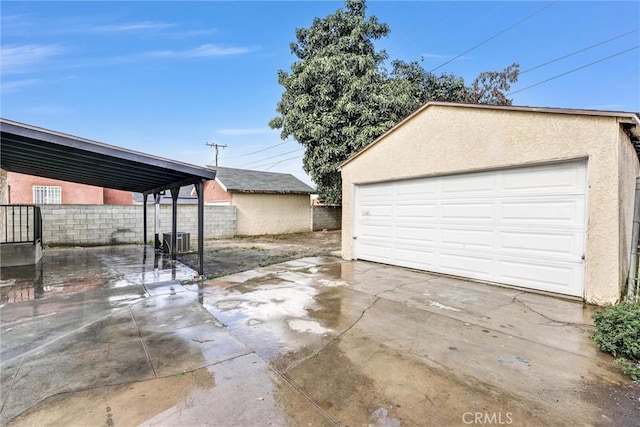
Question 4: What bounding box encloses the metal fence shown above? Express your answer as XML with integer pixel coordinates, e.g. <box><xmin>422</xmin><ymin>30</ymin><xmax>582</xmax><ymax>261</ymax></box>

<box><xmin>1</xmin><ymin>205</ymin><xmax>42</xmax><ymax>245</ymax></box>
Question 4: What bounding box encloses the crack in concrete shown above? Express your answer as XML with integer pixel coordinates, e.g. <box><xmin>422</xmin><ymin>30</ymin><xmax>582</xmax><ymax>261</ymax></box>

<box><xmin>272</xmin><ymin>366</ymin><xmax>341</xmax><ymax>427</ymax></box>
<box><xmin>513</xmin><ymin>296</ymin><xmax>592</xmax><ymax>328</ymax></box>
<box><xmin>285</xmin><ymin>296</ymin><xmax>381</xmax><ymax>373</ymax></box>
<box><xmin>0</xmin><ymin>356</ymin><xmax>23</xmax><ymax>418</ymax></box>
<box><xmin>491</xmin><ymin>291</ymin><xmax>527</xmax><ymax>311</ymax></box>
<box><xmin>128</xmin><ymin>306</ymin><xmax>157</xmax><ymax>378</ymax></box>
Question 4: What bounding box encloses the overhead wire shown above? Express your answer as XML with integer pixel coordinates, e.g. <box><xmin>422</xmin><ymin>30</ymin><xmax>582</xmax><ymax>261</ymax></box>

<box><xmin>223</xmin><ymin>141</ymin><xmax>288</xmax><ymax>160</ymax></box>
<box><xmin>520</xmin><ymin>28</ymin><xmax>639</xmax><ymax>75</ymax></box>
<box><xmin>580</xmin><ymin>64</ymin><xmax>640</xmax><ymax>110</ymax></box>
<box><xmin>430</xmin><ymin>1</ymin><xmax>559</xmax><ymax>73</ymax></box>
<box><xmin>239</xmin><ymin>147</ymin><xmax>304</xmax><ymax>168</ymax></box>
<box><xmin>263</xmin><ymin>155</ymin><xmax>304</xmax><ymax>171</ymax></box>
<box><xmin>507</xmin><ymin>45</ymin><xmax>640</xmax><ymax>96</ymax></box>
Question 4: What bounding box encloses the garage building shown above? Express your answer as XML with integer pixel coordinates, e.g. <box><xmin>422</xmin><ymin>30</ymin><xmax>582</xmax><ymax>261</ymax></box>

<box><xmin>339</xmin><ymin>103</ymin><xmax>640</xmax><ymax>304</ymax></box>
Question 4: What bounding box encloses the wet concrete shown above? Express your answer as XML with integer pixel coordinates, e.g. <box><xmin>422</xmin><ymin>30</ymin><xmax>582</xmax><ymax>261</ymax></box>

<box><xmin>1</xmin><ymin>248</ymin><xmax>638</xmax><ymax>426</ymax></box>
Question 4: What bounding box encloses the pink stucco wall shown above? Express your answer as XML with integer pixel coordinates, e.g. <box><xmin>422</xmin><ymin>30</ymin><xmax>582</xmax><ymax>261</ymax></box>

<box><xmin>6</xmin><ymin>172</ymin><xmax>132</xmax><ymax>205</ymax></box>
<box><xmin>103</xmin><ymin>188</ymin><xmax>133</xmax><ymax>205</ymax></box>
<box><xmin>204</xmin><ymin>179</ymin><xmax>233</xmax><ymax>203</ymax></box>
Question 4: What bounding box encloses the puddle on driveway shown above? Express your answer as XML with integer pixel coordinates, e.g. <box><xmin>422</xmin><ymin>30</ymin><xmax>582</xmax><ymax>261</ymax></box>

<box><xmin>0</xmin><ymin>246</ymin><xmax>197</xmax><ymax>304</ymax></box>
<box><xmin>200</xmin><ymin>265</ymin><xmax>360</xmax><ymax>366</ymax></box>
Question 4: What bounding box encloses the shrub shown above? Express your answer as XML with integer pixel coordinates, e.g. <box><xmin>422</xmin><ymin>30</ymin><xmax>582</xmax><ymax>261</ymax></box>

<box><xmin>591</xmin><ymin>301</ymin><xmax>640</xmax><ymax>380</ymax></box>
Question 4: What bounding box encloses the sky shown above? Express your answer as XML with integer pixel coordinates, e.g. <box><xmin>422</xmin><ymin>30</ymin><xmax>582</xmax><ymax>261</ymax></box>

<box><xmin>2</xmin><ymin>1</ymin><xmax>639</xmax><ymax>187</ymax></box>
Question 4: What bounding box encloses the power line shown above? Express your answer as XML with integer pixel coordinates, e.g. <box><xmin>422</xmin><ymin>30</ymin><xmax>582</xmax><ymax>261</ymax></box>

<box><xmin>239</xmin><ymin>147</ymin><xmax>304</xmax><ymax>168</ymax></box>
<box><xmin>225</xmin><ymin>141</ymin><xmax>288</xmax><ymax>160</ymax></box>
<box><xmin>430</xmin><ymin>1</ymin><xmax>559</xmax><ymax>73</ymax></box>
<box><xmin>520</xmin><ymin>28</ymin><xmax>639</xmax><ymax>75</ymax></box>
<box><xmin>580</xmin><ymin>63</ymin><xmax>640</xmax><ymax>110</ymax></box>
<box><xmin>263</xmin><ymin>155</ymin><xmax>304</xmax><ymax>171</ymax></box>
<box><xmin>507</xmin><ymin>45</ymin><xmax>640</xmax><ymax>96</ymax></box>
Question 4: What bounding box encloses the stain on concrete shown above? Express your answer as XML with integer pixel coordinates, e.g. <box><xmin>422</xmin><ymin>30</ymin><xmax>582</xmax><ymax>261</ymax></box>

<box><xmin>1</xmin><ymin>245</ymin><xmax>637</xmax><ymax>426</ymax></box>
<box><xmin>6</xmin><ymin>368</ymin><xmax>215</xmax><ymax>427</ymax></box>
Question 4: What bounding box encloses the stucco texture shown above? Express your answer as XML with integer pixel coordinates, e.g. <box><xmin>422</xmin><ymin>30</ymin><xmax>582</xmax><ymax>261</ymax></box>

<box><xmin>6</xmin><ymin>172</ymin><xmax>133</xmax><ymax>205</ymax></box>
<box><xmin>233</xmin><ymin>193</ymin><xmax>310</xmax><ymax>236</ymax></box>
<box><xmin>340</xmin><ymin>104</ymin><xmax>639</xmax><ymax>304</ymax></box>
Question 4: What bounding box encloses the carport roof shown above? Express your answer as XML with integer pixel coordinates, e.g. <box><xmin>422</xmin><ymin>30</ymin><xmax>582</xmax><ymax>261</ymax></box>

<box><xmin>1</xmin><ymin>118</ymin><xmax>216</xmax><ymax>195</ymax></box>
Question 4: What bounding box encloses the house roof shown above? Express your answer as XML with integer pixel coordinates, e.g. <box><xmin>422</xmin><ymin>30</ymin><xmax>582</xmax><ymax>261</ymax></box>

<box><xmin>1</xmin><ymin>118</ymin><xmax>216</xmax><ymax>195</ymax></box>
<box><xmin>210</xmin><ymin>166</ymin><xmax>315</xmax><ymax>194</ymax></box>
<box><xmin>339</xmin><ymin>102</ymin><xmax>640</xmax><ymax>169</ymax></box>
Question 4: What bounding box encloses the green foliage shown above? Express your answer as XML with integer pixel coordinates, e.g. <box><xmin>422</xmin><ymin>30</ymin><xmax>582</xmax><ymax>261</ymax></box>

<box><xmin>270</xmin><ymin>0</ymin><xmax>519</xmax><ymax>204</ymax></box>
<box><xmin>591</xmin><ymin>301</ymin><xmax>640</xmax><ymax>380</ymax></box>
<box><xmin>614</xmin><ymin>358</ymin><xmax>640</xmax><ymax>381</ymax></box>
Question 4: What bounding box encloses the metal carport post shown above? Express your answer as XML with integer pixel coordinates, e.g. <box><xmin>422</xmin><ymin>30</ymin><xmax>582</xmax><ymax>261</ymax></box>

<box><xmin>195</xmin><ymin>179</ymin><xmax>205</xmax><ymax>276</ymax></box>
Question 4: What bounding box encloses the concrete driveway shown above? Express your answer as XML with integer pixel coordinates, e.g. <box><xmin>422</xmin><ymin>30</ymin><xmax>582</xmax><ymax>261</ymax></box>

<box><xmin>1</xmin><ymin>247</ymin><xmax>638</xmax><ymax>426</ymax></box>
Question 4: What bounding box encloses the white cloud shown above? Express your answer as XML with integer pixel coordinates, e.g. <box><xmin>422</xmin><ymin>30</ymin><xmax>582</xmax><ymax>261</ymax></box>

<box><xmin>167</xmin><ymin>28</ymin><xmax>219</xmax><ymax>39</ymax></box>
<box><xmin>215</xmin><ymin>127</ymin><xmax>274</xmax><ymax>136</ymax></box>
<box><xmin>1</xmin><ymin>78</ymin><xmax>42</xmax><ymax>92</ymax></box>
<box><xmin>88</xmin><ymin>21</ymin><xmax>175</xmax><ymax>33</ymax></box>
<box><xmin>148</xmin><ymin>43</ymin><xmax>253</xmax><ymax>59</ymax></box>
<box><xmin>1</xmin><ymin>44</ymin><xmax>66</xmax><ymax>74</ymax></box>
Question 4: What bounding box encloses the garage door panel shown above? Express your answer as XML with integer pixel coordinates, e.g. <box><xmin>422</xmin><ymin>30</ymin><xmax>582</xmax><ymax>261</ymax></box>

<box><xmin>442</xmin><ymin>173</ymin><xmax>495</xmax><ymax>194</ymax></box>
<box><xmin>396</xmin><ymin>180</ymin><xmax>437</xmax><ymax>196</ymax></box>
<box><xmin>360</xmin><ymin>205</ymin><xmax>393</xmax><ymax>217</ymax></box>
<box><xmin>396</xmin><ymin>226</ymin><xmax>436</xmax><ymax>242</ymax></box>
<box><xmin>440</xmin><ymin>253</ymin><xmax>493</xmax><ymax>276</ymax></box>
<box><xmin>499</xmin><ymin>259</ymin><xmax>581</xmax><ymax>296</ymax></box>
<box><xmin>395</xmin><ymin>247</ymin><xmax>438</xmax><ymax>268</ymax></box>
<box><xmin>358</xmin><ymin>240</ymin><xmax>393</xmax><ymax>261</ymax></box>
<box><xmin>354</xmin><ymin>161</ymin><xmax>586</xmax><ymax>297</ymax></box>
<box><xmin>441</xmin><ymin>228</ymin><xmax>494</xmax><ymax>248</ymax></box>
<box><xmin>502</xmin><ymin>164</ymin><xmax>584</xmax><ymax>194</ymax></box>
<box><xmin>501</xmin><ymin>200</ymin><xmax>583</xmax><ymax>223</ymax></box>
<box><xmin>359</xmin><ymin>183</ymin><xmax>393</xmax><ymax>198</ymax></box>
<box><xmin>359</xmin><ymin>224</ymin><xmax>393</xmax><ymax>238</ymax></box>
<box><xmin>396</xmin><ymin>203</ymin><xmax>437</xmax><ymax>218</ymax></box>
<box><xmin>441</xmin><ymin>202</ymin><xmax>494</xmax><ymax>220</ymax></box>
<box><xmin>500</xmin><ymin>231</ymin><xmax>578</xmax><ymax>256</ymax></box>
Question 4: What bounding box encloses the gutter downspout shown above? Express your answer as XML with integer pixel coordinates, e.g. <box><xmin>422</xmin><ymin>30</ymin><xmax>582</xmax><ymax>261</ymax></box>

<box><xmin>626</xmin><ymin>176</ymin><xmax>640</xmax><ymax>302</ymax></box>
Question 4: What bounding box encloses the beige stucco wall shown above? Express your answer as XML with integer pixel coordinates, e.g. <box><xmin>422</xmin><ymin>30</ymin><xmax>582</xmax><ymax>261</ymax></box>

<box><xmin>340</xmin><ymin>104</ymin><xmax>639</xmax><ymax>304</ymax></box>
<box><xmin>617</xmin><ymin>125</ymin><xmax>640</xmax><ymax>299</ymax></box>
<box><xmin>233</xmin><ymin>193</ymin><xmax>311</xmax><ymax>236</ymax></box>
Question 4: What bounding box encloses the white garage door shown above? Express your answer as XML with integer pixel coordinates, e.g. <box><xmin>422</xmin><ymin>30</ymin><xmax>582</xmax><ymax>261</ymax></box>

<box><xmin>353</xmin><ymin>161</ymin><xmax>586</xmax><ymax>296</ymax></box>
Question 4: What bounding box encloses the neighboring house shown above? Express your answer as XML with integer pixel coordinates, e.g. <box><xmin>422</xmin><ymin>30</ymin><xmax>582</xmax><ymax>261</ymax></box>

<box><xmin>339</xmin><ymin>102</ymin><xmax>640</xmax><ymax>305</ymax></box>
<box><xmin>205</xmin><ymin>166</ymin><xmax>315</xmax><ymax>235</ymax></box>
<box><xmin>133</xmin><ymin>186</ymin><xmax>198</xmax><ymax>205</ymax></box>
<box><xmin>6</xmin><ymin>172</ymin><xmax>132</xmax><ymax>205</ymax></box>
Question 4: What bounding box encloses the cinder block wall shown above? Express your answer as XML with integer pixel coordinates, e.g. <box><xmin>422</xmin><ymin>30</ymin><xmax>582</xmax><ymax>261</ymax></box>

<box><xmin>39</xmin><ymin>205</ymin><xmax>236</xmax><ymax>246</ymax></box>
<box><xmin>311</xmin><ymin>206</ymin><xmax>342</xmax><ymax>231</ymax></box>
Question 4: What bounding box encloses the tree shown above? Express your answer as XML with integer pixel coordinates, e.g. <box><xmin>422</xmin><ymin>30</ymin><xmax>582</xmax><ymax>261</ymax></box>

<box><xmin>270</xmin><ymin>0</ymin><xmax>519</xmax><ymax>204</ymax></box>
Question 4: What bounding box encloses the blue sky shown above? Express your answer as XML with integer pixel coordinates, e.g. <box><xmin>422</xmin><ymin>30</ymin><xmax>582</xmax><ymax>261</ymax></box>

<box><xmin>2</xmin><ymin>1</ymin><xmax>639</xmax><ymax>186</ymax></box>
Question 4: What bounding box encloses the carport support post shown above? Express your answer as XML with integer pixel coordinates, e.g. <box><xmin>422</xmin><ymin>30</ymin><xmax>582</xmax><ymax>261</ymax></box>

<box><xmin>142</xmin><ymin>193</ymin><xmax>148</xmax><ymax>246</ymax></box>
<box><xmin>170</xmin><ymin>187</ymin><xmax>179</xmax><ymax>262</ymax></box>
<box><xmin>196</xmin><ymin>180</ymin><xmax>205</xmax><ymax>276</ymax></box>
<box><xmin>154</xmin><ymin>193</ymin><xmax>161</xmax><ymax>250</ymax></box>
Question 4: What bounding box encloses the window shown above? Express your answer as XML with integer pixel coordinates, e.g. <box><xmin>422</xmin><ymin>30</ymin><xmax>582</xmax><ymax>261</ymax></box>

<box><xmin>33</xmin><ymin>186</ymin><xmax>62</xmax><ymax>204</ymax></box>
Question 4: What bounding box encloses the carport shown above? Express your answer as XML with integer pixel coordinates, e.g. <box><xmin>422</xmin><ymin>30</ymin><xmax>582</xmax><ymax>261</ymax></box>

<box><xmin>0</xmin><ymin>118</ymin><xmax>216</xmax><ymax>274</ymax></box>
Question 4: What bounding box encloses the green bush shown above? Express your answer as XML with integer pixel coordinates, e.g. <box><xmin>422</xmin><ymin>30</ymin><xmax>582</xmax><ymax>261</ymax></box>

<box><xmin>591</xmin><ymin>301</ymin><xmax>640</xmax><ymax>380</ymax></box>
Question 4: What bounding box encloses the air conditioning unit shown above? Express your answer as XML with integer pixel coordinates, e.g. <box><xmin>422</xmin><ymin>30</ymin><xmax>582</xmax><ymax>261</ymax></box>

<box><xmin>162</xmin><ymin>232</ymin><xmax>190</xmax><ymax>253</ymax></box>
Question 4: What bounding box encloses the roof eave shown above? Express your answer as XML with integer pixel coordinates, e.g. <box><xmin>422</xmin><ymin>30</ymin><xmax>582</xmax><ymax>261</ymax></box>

<box><xmin>338</xmin><ymin>102</ymin><xmax>640</xmax><ymax>170</ymax></box>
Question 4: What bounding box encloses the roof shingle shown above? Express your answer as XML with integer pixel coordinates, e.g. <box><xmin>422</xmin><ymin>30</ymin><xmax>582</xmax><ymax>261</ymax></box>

<box><xmin>210</xmin><ymin>166</ymin><xmax>315</xmax><ymax>194</ymax></box>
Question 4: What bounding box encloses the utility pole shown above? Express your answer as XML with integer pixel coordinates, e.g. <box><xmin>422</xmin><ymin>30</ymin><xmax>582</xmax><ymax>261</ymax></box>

<box><xmin>206</xmin><ymin>142</ymin><xmax>227</xmax><ymax>166</ymax></box>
